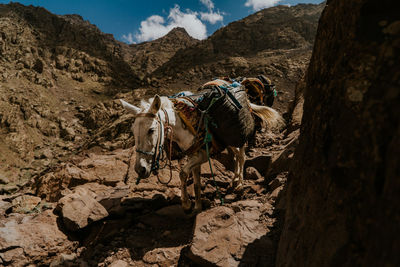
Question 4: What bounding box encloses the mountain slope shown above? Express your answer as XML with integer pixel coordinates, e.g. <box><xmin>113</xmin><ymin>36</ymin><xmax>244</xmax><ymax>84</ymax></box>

<box><xmin>0</xmin><ymin>3</ymin><xmax>138</xmax><ymax>88</ymax></box>
<box><xmin>129</xmin><ymin>27</ymin><xmax>200</xmax><ymax>83</ymax></box>
<box><xmin>151</xmin><ymin>3</ymin><xmax>324</xmax><ymax>84</ymax></box>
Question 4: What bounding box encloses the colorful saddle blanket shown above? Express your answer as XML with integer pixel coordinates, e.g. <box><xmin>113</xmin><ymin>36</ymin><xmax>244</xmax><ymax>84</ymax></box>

<box><xmin>170</xmin><ymin>96</ymin><xmax>221</xmax><ymax>154</ymax></box>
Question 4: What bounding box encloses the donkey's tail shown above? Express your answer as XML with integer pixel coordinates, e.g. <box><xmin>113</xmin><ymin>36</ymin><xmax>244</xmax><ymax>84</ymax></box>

<box><xmin>250</xmin><ymin>103</ymin><xmax>285</xmax><ymax>131</ymax></box>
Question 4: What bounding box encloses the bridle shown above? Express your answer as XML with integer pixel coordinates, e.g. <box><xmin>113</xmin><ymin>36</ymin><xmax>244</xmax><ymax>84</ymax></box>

<box><xmin>134</xmin><ymin>109</ymin><xmax>173</xmax><ymax>185</ymax></box>
<box><xmin>134</xmin><ymin>112</ymin><xmax>163</xmax><ymax>165</ymax></box>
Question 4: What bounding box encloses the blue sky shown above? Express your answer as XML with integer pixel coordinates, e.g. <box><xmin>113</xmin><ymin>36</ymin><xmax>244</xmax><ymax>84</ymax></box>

<box><xmin>0</xmin><ymin>0</ymin><xmax>324</xmax><ymax>44</ymax></box>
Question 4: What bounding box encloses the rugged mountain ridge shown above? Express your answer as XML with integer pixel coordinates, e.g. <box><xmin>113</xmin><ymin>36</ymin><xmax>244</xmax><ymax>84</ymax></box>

<box><xmin>0</xmin><ymin>2</ymin><xmax>324</xmax><ymax>89</ymax></box>
<box><xmin>0</xmin><ymin>3</ymin><xmax>137</xmax><ymax>88</ymax></box>
<box><xmin>151</xmin><ymin>3</ymin><xmax>324</xmax><ymax>86</ymax></box>
<box><xmin>129</xmin><ymin>27</ymin><xmax>200</xmax><ymax>83</ymax></box>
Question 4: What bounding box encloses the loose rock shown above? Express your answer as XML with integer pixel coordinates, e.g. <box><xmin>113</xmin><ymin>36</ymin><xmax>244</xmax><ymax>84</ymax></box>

<box><xmin>11</xmin><ymin>195</ymin><xmax>41</xmax><ymax>214</ymax></box>
<box><xmin>57</xmin><ymin>187</ymin><xmax>109</xmax><ymax>231</ymax></box>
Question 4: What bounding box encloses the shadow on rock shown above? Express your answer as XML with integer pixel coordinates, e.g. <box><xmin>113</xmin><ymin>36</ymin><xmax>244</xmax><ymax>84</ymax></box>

<box><xmin>238</xmin><ymin>184</ymin><xmax>286</xmax><ymax>267</ymax></box>
<box><xmin>75</xmin><ymin>204</ymin><xmax>196</xmax><ymax>266</ymax></box>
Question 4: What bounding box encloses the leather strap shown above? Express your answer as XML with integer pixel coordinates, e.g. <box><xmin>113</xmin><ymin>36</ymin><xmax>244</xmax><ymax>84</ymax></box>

<box><xmin>135</xmin><ymin>112</ymin><xmax>157</xmax><ymax>118</ymax></box>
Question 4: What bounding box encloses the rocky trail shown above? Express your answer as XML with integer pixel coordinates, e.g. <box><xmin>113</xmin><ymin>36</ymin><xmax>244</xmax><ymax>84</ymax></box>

<box><xmin>0</xmin><ymin>116</ymin><xmax>299</xmax><ymax>266</ymax></box>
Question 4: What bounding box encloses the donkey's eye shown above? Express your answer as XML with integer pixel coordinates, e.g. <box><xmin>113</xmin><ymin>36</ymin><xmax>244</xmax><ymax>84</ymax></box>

<box><xmin>148</xmin><ymin>128</ymin><xmax>155</xmax><ymax>135</ymax></box>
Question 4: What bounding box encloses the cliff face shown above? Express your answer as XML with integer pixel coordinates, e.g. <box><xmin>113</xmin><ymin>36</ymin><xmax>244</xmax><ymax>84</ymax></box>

<box><xmin>277</xmin><ymin>0</ymin><xmax>400</xmax><ymax>266</ymax></box>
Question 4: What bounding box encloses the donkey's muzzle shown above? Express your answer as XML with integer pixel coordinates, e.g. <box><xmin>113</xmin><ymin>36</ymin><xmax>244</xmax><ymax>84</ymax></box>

<box><xmin>136</xmin><ymin>165</ymin><xmax>150</xmax><ymax>179</ymax></box>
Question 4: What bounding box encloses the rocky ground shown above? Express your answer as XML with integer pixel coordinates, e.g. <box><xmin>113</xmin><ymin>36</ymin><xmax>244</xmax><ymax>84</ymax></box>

<box><xmin>1</xmin><ymin>121</ymin><xmax>300</xmax><ymax>266</ymax></box>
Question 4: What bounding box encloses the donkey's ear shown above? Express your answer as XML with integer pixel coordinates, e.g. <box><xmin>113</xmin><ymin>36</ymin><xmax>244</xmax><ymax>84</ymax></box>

<box><xmin>150</xmin><ymin>95</ymin><xmax>161</xmax><ymax>114</ymax></box>
<box><xmin>120</xmin><ymin>99</ymin><xmax>140</xmax><ymax>115</ymax></box>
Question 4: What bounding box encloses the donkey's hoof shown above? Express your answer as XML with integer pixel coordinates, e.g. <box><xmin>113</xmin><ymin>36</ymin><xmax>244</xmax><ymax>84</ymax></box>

<box><xmin>179</xmin><ymin>170</ymin><xmax>189</xmax><ymax>180</ymax></box>
<box><xmin>192</xmin><ymin>207</ymin><xmax>202</xmax><ymax>215</ymax></box>
<box><xmin>233</xmin><ymin>183</ymin><xmax>244</xmax><ymax>193</ymax></box>
<box><xmin>182</xmin><ymin>201</ymin><xmax>192</xmax><ymax>214</ymax></box>
<box><xmin>183</xmin><ymin>207</ymin><xmax>193</xmax><ymax>215</ymax></box>
<box><xmin>185</xmin><ymin>207</ymin><xmax>202</xmax><ymax>218</ymax></box>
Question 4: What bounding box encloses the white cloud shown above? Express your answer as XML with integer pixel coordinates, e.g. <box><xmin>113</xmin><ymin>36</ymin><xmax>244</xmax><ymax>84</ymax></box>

<box><xmin>199</xmin><ymin>0</ymin><xmax>224</xmax><ymax>25</ymax></box>
<box><xmin>121</xmin><ymin>33</ymin><xmax>135</xmax><ymax>44</ymax></box>
<box><xmin>245</xmin><ymin>0</ymin><xmax>282</xmax><ymax>11</ymax></box>
<box><xmin>134</xmin><ymin>5</ymin><xmax>207</xmax><ymax>42</ymax></box>
<box><xmin>200</xmin><ymin>11</ymin><xmax>223</xmax><ymax>24</ymax></box>
<box><xmin>200</xmin><ymin>0</ymin><xmax>214</xmax><ymax>10</ymax></box>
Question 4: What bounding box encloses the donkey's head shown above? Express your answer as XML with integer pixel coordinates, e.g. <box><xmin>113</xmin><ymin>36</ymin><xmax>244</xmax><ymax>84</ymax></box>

<box><xmin>120</xmin><ymin>95</ymin><xmax>163</xmax><ymax>179</ymax></box>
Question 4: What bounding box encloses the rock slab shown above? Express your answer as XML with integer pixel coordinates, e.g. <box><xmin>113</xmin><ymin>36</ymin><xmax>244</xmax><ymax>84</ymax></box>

<box><xmin>188</xmin><ymin>205</ymin><xmax>268</xmax><ymax>266</ymax></box>
<box><xmin>57</xmin><ymin>186</ymin><xmax>109</xmax><ymax>231</ymax></box>
<box><xmin>0</xmin><ymin>210</ymin><xmax>77</xmax><ymax>266</ymax></box>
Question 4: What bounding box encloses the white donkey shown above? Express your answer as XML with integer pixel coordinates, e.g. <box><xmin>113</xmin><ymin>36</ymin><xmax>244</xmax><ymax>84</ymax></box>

<box><xmin>120</xmin><ymin>95</ymin><xmax>284</xmax><ymax>213</ymax></box>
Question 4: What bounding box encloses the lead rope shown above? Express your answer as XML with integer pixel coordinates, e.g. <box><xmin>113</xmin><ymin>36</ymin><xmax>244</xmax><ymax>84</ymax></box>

<box><xmin>156</xmin><ymin>125</ymin><xmax>173</xmax><ymax>185</ymax></box>
<box><xmin>156</xmin><ymin>109</ymin><xmax>173</xmax><ymax>185</ymax></box>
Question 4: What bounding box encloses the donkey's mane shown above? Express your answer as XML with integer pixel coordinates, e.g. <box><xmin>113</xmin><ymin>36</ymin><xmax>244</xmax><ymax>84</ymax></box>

<box><xmin>139</xmin><ymin>96</ymin><xmax>173</xmax><ymax>112</ymax></box>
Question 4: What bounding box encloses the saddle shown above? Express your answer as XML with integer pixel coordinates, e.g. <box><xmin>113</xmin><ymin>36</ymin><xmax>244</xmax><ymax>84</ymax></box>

<box><xmin>170</xmin><ymin>96</ymin><xmax>221</xmax><ymax>155</ymax></box>
<box><xmin>173</xmin><ymin>82</ymin><xmax>255</xmax><ymax>149</ymax></box>
<box><xmin>201</xmin><ymin>75</ymin><xmax>277</xmax><ymax>107</ymax></box>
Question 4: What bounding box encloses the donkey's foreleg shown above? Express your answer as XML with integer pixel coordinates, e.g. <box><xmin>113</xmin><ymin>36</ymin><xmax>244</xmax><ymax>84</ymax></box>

<box><xmin>228</xmin><ymin>146</ymin><xmax>240</xmax><ymax>184</ymax></box>
<box><xmin>237</xmin><ymin>145</ymin><xmax>245</xmax><ymax>189</ymax></box>
<box><xmin>179</xmin><ymin>150</ymin><xmax>207</xmax><ymax>212</ymax></box>
<box><xmin>192</xmin><ymin>165</ymin><xmax>202</xmax><ymax>213</ymax></box>
<box><xmin>228</xmin><ymin>145</ymin><xmax>246</xmax><ymax>190</ymax></box>
<box><xmin>179</xmin><ymin>172</ymin><xmax>191</xmax><ymax>212</ymax></box>
<box><xmin>180</xmin><ymin>149</ymin><xmax>207</xmax><ymax>179</ymax></box>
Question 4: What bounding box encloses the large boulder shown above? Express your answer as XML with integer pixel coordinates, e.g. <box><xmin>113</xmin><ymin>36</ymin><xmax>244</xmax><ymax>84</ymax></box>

<box><xmin>56</xmin><ymin>186</ymin><xmax>109</xmax><ymax>231</ymax></box>
<box><xmin>187</xmin><ymin>201</ymin><xmax>273</xmax><ymax>266</ymax></box>
<box><xmin>56</xmin><ymin>182</ymin><xmax>130</xmax><ymax>231</ymax></box>
<box><xmin>77</xmin><ymin>151</ymin><xmax>129</xmax><ymax>186</ymax></box>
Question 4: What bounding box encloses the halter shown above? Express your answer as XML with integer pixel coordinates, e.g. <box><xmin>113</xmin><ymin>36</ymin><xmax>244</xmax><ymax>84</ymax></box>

<box><xmin>134</xmin><ymin>112</ymin><xmax>164</xmax><ymax>171</ymax></box>
<box><xmin>134</xmin><ymin>109</ymin><xmax>173</xmax><ymax>185</ymax></box>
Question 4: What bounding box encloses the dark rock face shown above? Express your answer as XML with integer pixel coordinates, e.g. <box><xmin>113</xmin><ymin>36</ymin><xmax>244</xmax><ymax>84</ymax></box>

<box><xmin>277</xmin><ymin>0</ymin><xmax>399</xmax><ymax>266</ymax></box>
